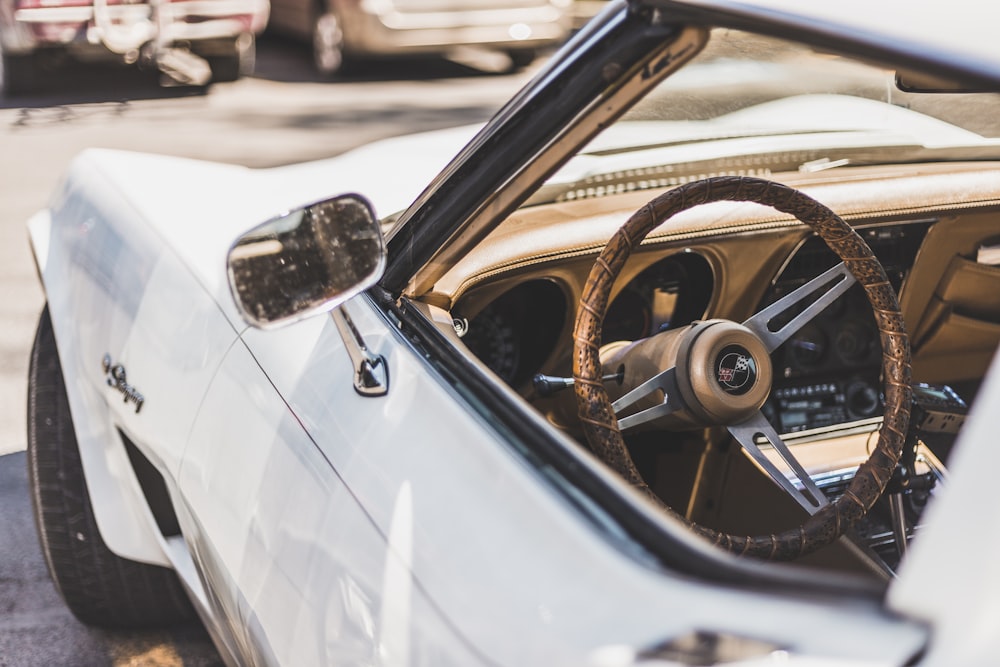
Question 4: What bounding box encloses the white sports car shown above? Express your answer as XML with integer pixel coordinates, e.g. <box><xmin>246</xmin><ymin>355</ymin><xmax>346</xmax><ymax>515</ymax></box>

<box><xmin>25</xmin><ymin>1</ymin><xmax>1000</xmax><ymax>665</ymax></box>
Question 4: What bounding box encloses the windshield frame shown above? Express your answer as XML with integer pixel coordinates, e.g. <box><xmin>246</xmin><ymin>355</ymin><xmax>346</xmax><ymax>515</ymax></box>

<box><xmin>382</xmin><ymin>0</ymin><xmax>1000</xmax><ymax>300</ymax></box>
<box><xmin>382</xmin><ymin>3</ymin><xmax>708</xmax><ymax>298</ymax></box>
<box><xmin>646</xmin><ymin>0</ymin><xmax>1000</xmax><ymax>91</ymax></box>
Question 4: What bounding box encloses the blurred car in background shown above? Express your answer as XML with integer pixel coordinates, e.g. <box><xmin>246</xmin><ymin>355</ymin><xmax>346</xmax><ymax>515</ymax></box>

<box><xmin>0</xmin><ymin>0</ymin><xmax>268</xmax><ymax>94</ymax></box>
<box><xmin>569</xmin><ymin>0</ymin><xmax>606</xmax><ymax>28</ymax></box>
<box><xmin>266</xmin><ymin>0</ymin><xmax>573</xmax><ymax>76</ymax></box>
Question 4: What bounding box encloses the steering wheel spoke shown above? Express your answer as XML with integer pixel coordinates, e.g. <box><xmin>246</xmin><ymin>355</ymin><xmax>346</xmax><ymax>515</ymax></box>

<box><xmin>612</xmin><ymin>367</ymin><xmax>684</xmax><ymax>432</ymax></box>
<box><xmin>743</xmin><ymin>262</ymin><xmax>855</xmax><ymax>353</ymax></box>
<box><xmin>727</xmin><ymin>411</ymin><xmax>829</xmax><ymax>515</ymax></box>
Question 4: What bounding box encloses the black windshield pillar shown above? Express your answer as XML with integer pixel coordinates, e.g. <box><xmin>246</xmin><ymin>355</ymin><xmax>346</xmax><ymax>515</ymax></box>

<box><xmin>381</xmin><ymin>2</ymin><xmax>702</xmax><ymax>298</ymax></box>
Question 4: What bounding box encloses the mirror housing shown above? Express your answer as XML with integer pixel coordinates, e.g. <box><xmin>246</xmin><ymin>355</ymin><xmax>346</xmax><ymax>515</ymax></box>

<box><xmin>228</xmin><ymin>194</ymin><xmax>385</xmax><ymax>328</ymax></box>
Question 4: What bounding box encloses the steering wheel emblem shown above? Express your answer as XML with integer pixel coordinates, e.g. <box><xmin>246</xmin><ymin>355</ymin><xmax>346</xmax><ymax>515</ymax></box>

<box><xmin>715</xmin><ymin>345</ymin><xmax>757</xmax><ymax>395</ymax></box>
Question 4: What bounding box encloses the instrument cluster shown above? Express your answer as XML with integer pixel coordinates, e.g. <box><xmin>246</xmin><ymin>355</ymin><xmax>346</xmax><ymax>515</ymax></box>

<box><xmin>762</xmin><ymin>220</ymin><xmax>932</xmax><ymax>433</ymax></box>
<box><xmin>457</xmin><ymin>219</ymin><xmax>929</xmax><ymax>425</ymax></box>
<box><xmin>603</xmin><ymin>252</ymin><xmax>714</xmax><ymax>344</ymax></box>
<box><xmin>457</xmin><ymin>252</ymin><xmax>714</xmax><ymax>389</ymax></box>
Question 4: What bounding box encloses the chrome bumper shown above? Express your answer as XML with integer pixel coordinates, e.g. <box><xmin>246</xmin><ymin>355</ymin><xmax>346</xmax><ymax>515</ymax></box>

<box><xmin>10</xmin><ymin>0</ymin><xmax>267</xmax><ymax>53</ymax></box>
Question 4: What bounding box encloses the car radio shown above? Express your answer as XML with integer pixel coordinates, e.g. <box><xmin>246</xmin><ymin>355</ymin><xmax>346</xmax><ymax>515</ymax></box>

<box><xmin>765</xmin><ymin>377</ymin><xmax>882</xmax><ymax>433</ymax></box>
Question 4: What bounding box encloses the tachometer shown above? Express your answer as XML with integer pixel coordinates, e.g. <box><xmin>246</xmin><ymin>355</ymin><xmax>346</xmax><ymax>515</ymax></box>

<box><xmin>603</xmin><ymin>287</ymin><xmax>651</xmax><ymax>342</ymax></box>
<box><xmin>461</xmin><ymin>308</ymin><xmax>520</xmax><ymax>383</ymax></box>
<box><xmin>457</xmin><ymin>279</ymin><xmax>567</xmax><ymax>386</ymax></box>
<box><xmin>603</xmin><ymin>252</ymin><xmax>713</xmax><ymax>342</ymax></box>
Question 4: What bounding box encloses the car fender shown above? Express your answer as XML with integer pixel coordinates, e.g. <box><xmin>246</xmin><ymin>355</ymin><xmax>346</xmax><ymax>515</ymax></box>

<box><xmin>27</xmin><ymin>126</ymin><xmax>476</xmax><ymax>569</ymax></box>
<box><xmin>28</xmin><ymin>149</ymin><xmax>257</xmax><ymax>567</ymax></box>
<box><xmin>29</xmin><ymin>163</ymin><xmax>183</xmax><ymax>568</ymax></box>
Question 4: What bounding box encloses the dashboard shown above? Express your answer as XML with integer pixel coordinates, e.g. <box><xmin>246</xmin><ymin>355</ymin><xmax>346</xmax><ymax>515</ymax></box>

<box><xmin>442</xmin><ymin>164</ymin><xmax>1000</xmax><ymax>439</ymax></box>
<box><xmin>436</xmin><ymin>167</ymin><xmax>1000</xmax><ymax>576</ymax></box>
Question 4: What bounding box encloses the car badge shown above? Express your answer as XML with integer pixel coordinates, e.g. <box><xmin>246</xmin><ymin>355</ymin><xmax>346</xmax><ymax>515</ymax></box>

<box><xmin>715</xmin><ymin>345</ymin><xmax>757</xmax><ymax>396</ymax></box>
<box><xmin>102</xmin><ymin>354</ymin><xmax>145</xmax><ymax>414</ymax></box>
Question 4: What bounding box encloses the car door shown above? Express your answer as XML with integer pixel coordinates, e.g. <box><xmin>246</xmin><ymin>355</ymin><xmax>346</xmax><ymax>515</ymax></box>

<box><xmin>179</xmin><ymin>296</ymin><xmax>492</xmax><ymax>666</ymax></box>
<box><xmin>181</xmin><ymin>287</ymin><xmax>934</xmax><ymax>667</ymax></box>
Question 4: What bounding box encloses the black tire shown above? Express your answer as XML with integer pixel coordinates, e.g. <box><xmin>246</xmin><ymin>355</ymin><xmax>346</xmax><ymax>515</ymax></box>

<box><xmin>26</xmin><ymin>306</ymin><xmax>195</xmax><ymax>629</ymax></box>
<box><xmin>205</xmin><ymin>35</ymin><xmax>255</xmax><ymax>83</ymax></box>
<box><xmin>506</xmin><ymin>48</ymin><xmax>537</xmax><ymax>71</ymax></box>
<box><xmin>207</xmin><ymin>53</ymin><xmax>242</xmax><ymax>83</ymax></box>
<box><xmin>1</xmin><ymin>51</ymin><xmax>38</xmax><ymax>96</ymax></box>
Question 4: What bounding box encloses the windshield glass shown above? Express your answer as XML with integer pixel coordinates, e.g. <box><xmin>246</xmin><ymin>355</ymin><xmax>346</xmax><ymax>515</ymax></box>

<box><xmin>531</xmin><ymin>29</ymin><xmax>1000</xmax><ymax>206</ymax></box>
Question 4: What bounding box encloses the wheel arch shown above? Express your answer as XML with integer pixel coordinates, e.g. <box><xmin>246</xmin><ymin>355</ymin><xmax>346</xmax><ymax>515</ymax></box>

<box><xmin>32</xmin><ymin>300</ymin><xmax>175</xmax><ymax>568</ymax></box>
<box><xmin>29</xmin><ymin>197</ymin><xmax>175</xmax><ymax>570</ymax></box>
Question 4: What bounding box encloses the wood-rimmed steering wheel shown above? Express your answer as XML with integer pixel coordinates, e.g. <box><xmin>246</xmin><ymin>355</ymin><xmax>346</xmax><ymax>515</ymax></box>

<box><xmin>573</xmin><ymin>176</ymin><xmax>911</xmax><ymax>560</ymax></box>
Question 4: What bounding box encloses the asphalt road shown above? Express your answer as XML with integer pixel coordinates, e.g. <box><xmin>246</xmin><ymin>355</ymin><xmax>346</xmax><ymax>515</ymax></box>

<box><xmin>0</xmin><ymin>36</ymin><xmax>533</xmax><ymax>666</ymax></box>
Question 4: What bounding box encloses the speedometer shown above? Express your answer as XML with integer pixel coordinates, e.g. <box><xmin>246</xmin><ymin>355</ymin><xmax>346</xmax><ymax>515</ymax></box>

<box><xmin>603</xmin><ymin>287</ymin><xmax>651</xmax><ymax>342</ymax></box>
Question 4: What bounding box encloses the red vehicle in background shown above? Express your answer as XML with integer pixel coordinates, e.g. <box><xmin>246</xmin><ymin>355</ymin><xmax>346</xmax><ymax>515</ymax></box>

<box><xmin>0</xmin><ymin>0</ymin><xmax>268</xmax><ymax>94</ymax></box>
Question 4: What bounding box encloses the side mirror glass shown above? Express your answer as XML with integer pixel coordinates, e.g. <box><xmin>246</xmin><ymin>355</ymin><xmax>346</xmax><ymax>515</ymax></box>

<box><xmin>228</xmin><ymin>194</ymin><xmax>385</xmax><ymax>328</ymax></box>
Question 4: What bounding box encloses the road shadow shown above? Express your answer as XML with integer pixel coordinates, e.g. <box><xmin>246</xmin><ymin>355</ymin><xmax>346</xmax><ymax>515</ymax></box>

<box><xmin>251</xmin><ymin>32</ymin><xmax>536</xmax><ymax>84</ymax></box>
<box><xmin>0</xmin><ymin>34</ymin><xmax>538</xmax><ymax>109</ymax></box>
<box><xmin>0</xmin><ymin>57</ymin><xmax>208</xmax><ymax>109</ymax></box>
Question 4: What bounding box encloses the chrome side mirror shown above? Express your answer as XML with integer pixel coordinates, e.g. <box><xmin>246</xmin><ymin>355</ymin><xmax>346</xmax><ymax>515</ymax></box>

<box><xmin>228</xmin><ymin>194</ymin><xmax>385</xmax><ymax>328</ymax></box>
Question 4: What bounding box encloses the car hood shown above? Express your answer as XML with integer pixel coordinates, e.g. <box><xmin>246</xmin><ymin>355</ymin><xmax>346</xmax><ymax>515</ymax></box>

<box><xmin>597</xmin><ymin>94</ymin><xmax>989</xmax><ymax>150</ymax></box>
<box><xmin>59</xmin><ymin>94</ymin><xmax>995</xmax><ymax>327</ymax></box>
<box><xmin>59</xmin><ymin>124</ymin><xmax>480</xmax><ymax>328</ymax></box>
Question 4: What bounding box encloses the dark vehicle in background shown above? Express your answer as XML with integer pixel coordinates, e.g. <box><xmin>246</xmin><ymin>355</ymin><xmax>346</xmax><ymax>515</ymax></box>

<box><xmin>0</xmin><ymin>0</ymin><xmax>269</xmax><ymax>94</ymax></box>
<box><xmin>266</xmin><ymin>0</ymin><xmax>573</xmax><ymax>76</ymax></box>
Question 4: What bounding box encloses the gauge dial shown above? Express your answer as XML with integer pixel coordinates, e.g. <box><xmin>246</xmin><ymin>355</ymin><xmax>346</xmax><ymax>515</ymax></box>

<box><xmin>835</xmin><ymin>319</ymin><xmax>874</xmax><ymax>364</ymax></box>
<box><xmin>788</xmin><ymin>324</ymin><xmax>827</xmax><ymax>369</ymax></box>
<box><xmin>462</xmin><ymin>308</ymin><xmax>520</xmax><ymax>383</ymax></box>
<box><xmin>603</xmin><ymin>252</ymin><xmax>713</xmax><ymax>342</ymax></box>
<box><xmin>603</xmin><ymin>287</ymin><xmax>651</xmax><ymax>342</ymax></box>
<box><xmin>457</xmin><ymin>279</ymin><xmax>567</xmax><ymax>387</ymax></box>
